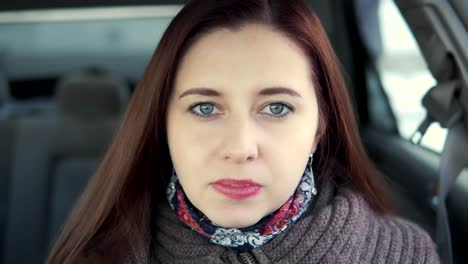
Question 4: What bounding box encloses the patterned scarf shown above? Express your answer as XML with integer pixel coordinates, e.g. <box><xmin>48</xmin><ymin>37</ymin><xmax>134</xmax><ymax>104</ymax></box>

<box><xmin>166</xmin><ymin>156</ymin><xmax>317</xmax><ymax>252</ymax></box>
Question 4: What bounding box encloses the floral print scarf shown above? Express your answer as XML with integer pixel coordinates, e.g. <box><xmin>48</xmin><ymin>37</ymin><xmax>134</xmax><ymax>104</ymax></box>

<box><xmin>166</xmin><ymin>156</ymin><xmax>317</xmax><ymax>252</ymax></box>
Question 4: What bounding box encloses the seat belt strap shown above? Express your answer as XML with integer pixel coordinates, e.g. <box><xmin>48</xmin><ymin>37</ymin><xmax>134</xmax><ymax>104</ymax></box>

<box><xmin>434</xmin><ymin>123</ymin><xmax>468</xmax><ymax>264</ymax></box>
<box><xmin>410</xmin><ymin>80</ymin><xmax>467</xmax><ymax>264</ymax></box>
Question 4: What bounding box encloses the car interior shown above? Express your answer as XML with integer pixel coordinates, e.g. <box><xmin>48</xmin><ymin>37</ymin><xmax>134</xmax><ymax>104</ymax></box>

<box><xmin>0</xmin><ymin>0</ymin><xmax>466</xmax><ymax>263</ymax></box>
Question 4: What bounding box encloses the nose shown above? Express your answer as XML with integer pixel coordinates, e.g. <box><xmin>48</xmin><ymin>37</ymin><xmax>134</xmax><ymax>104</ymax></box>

<box><xmin>221</xmin><ymin>116</ymin><xmax>259</xmax><ymax>164</ymax></box>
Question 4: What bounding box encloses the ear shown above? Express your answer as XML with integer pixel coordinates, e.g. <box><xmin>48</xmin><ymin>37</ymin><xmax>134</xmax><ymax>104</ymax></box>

<box><xmin>310</xmin><ymin>131</ymin><xmax>322</xmax><ymax>154</ymax></box>
<box><xmin>310</xmin><ymin>141</ymin><xmax>318</xmax><ymax>154</ymax></box>
<box><xmin>312</xmin><ymin>116</ymin><xmax>326</xmax><ymax>154</ymax></box>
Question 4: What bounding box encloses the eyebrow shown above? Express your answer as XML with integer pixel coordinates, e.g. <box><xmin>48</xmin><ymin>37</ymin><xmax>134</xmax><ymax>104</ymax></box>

<box><xmin>178</xmin><ymin>87</ymin><xmax>302</xmax><ymax>99</ymax></box>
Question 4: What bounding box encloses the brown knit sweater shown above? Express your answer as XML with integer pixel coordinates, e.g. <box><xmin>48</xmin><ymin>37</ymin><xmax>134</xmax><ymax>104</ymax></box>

<box><xmin>151</xmin><ymin>180</ymin><xmax>440</xmax><ymax>263</ymax></box>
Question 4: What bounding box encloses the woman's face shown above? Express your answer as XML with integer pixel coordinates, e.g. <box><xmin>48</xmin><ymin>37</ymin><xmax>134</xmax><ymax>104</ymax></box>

<box><xmin>166</xmin><ymin>24</ymin><xmax>319</xmax><ymax>228</ymax></box>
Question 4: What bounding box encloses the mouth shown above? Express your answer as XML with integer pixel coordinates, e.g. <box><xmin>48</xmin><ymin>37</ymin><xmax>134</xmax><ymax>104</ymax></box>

<box><xmin>210</xmin><ymin>179</ymin><xmax>262</xmax><ymax>200</ymax></box>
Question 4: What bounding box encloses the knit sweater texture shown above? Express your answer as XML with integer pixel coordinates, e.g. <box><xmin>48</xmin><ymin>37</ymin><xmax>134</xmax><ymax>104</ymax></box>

<box><xmin>151</xmin><ymin>180</ymin><xmax>440</xmax><ymax>263</ymax></box>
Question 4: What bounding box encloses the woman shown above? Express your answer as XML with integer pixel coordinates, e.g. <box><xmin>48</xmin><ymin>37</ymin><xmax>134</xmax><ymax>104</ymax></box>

<box><xmin>47</xmin><ymin>0</ymin><xmax>440</xmax><ymax>263</ymax></box>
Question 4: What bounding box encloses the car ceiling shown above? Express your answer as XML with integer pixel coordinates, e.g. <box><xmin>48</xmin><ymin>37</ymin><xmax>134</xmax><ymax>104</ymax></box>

<box><xmin>0</xmin><ymin>0</ymin><xmax>187</xmax><ymax>11</ymax></box>
<box><xmin>0</xmin><ymin>0</ymin><xmax>465</xmax><ymax>30</ymax></box>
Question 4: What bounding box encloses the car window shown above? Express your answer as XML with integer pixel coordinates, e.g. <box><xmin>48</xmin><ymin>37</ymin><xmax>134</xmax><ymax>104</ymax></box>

<box><xmin>0</xmin><ymin>6</ymin><xmax>180</xmax><ymax>82</ymax></box>
<box><xmin>377</xmin><ymin>0</ymin><xmax>446</xmax><ymax>153</ymax></box>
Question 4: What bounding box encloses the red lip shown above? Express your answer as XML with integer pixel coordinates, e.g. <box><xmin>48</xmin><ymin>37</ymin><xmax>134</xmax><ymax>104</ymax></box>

<box><xmin>211</xmin><ymin>179</ymin><xmax>262</xmax><ymax>200</ymax></box>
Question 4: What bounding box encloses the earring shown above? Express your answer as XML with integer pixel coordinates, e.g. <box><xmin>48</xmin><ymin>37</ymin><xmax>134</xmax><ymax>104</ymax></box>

<box><xmin>166</xmin><ymin>168</ymin><xmax>178</xmax><ymax>209</ymax></box>
<box><xmin>308</xmin><ymin>153</ymin><xmax>318</xmax><ymax>195</ymax></box>
<box><xmin>308</xmin><ymin>153</ymin><xmax>313</xmax><ymax>171</ymax></box>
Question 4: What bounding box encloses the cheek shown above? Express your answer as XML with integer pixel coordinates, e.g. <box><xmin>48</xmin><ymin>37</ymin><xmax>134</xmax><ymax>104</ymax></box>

<box><xmin>263</xmin><ymin>118</ymin><xmax>317</xmax><ymax>184</ymax></box>
<box><xmin>173</xmin><ymin>125</ymin><xmax>219</xmax><ymax>157</ymax></box>
<box><xmin>167</xmin><ymin>115</ymin><xmax>217</xmax><ymax>176</ymax></box>
<box><xmin>264</xmin><ymin>116</ymin><xmax>317</xmax><ymax>150</ymax></box>
<box><xmin>168</xmin><ymin>130</ymin><xmax>203</xmax><ymax>164</ymax></box>
<box><xmin>168</xmin><ymin>108</ymin><xmax>210</xmax><ymax>147</ymax></box>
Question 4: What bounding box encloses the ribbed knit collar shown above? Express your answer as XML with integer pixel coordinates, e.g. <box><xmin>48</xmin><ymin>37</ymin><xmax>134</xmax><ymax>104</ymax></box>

<box><xmin>152</xmin><ymin>179</ymin><xmax>339</xmax><ymax>262</ymax></box>
<box><xmin>151</xmin><ymin>178</ymin><xmax>439</xmax><ymax>263</ymax></box>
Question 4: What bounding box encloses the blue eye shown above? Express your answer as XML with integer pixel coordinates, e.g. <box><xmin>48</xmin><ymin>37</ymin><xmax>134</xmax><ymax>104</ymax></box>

<box><xmin>261</xmin><ymin>102</ymin><xmax>293</xmax><ymax>118</ymax></box>
<box><xmin>189</xmin><ymin>103</ymin><xmax>221</xmax><ymax>117</ymax></box>
<box><xmin>188</xmin><ymin>102</ymin><xmax>294</xmax><ymax>119</ymax></box>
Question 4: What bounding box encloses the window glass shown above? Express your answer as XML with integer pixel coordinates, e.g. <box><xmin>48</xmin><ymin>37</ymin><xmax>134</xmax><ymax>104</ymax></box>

<box><xmin>377</xmin><ymin>0</ymin><xmax>446</xmax><ymax>152</ymax></box>
<box><xmin>0</xmin><ymin>6</ymin><xmax>179</xmax><ymax>80</ymax></box>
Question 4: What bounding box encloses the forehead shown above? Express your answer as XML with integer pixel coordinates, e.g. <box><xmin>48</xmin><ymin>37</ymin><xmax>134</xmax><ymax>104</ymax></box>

<box><xmin>174</xmin><ymin>24</ymin><xmax>313</xmax><ymax>94</ymax></box>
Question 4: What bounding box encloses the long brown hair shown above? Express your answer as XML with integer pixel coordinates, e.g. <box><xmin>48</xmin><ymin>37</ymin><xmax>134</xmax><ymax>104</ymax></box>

<box><xmin>47</xmin><ymin>0</ymin><xmax>392</xmax><ymax>263</ymax></box>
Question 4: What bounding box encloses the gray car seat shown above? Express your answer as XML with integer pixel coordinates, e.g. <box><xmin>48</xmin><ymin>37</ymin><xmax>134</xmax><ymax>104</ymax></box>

<box><xmin>2</xmin><ymin>71</ymin><xmax>129</xmax><ymax>264</ymax></box>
